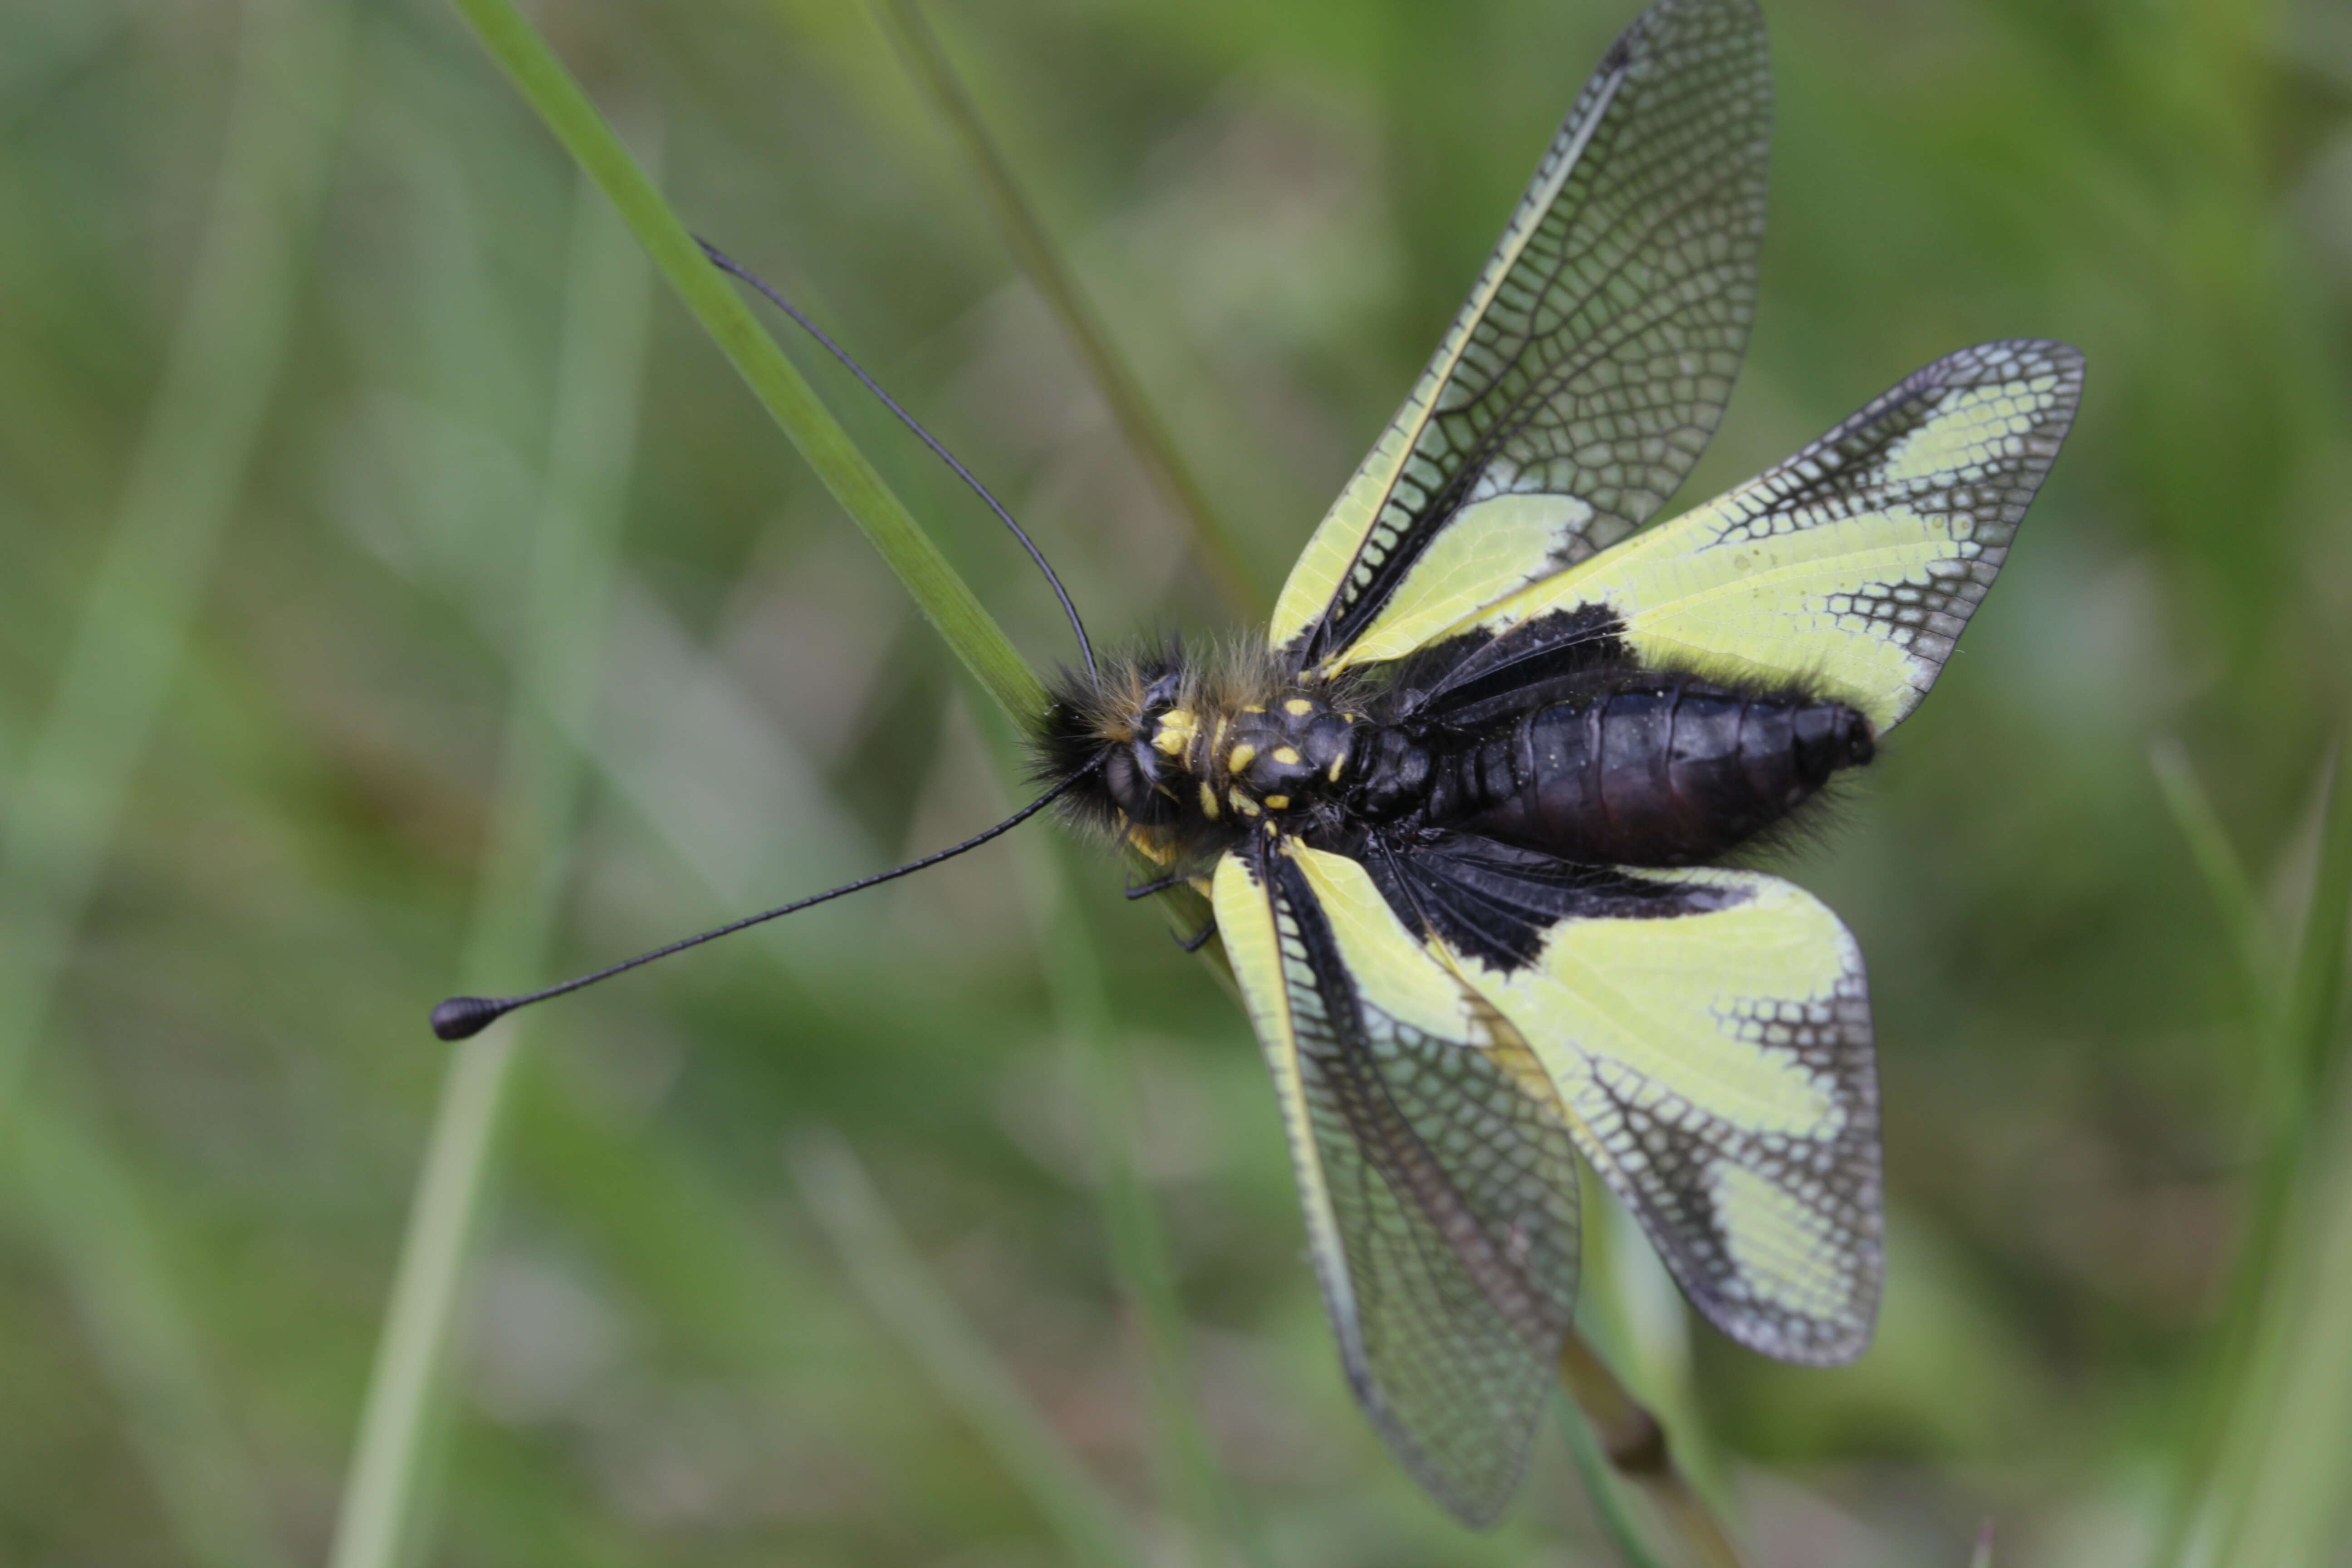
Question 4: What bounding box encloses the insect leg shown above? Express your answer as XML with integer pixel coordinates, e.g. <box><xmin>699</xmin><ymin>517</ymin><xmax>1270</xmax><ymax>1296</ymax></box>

<box><xmin>1125</xmin><ymin>871</ymin><xmax>1188</xmax><ymax>900</ymax></box>
<box><xmin>1173</xmin><ymin>918</ymin><xmax>1218</xmax><ymax>953</ymax></box>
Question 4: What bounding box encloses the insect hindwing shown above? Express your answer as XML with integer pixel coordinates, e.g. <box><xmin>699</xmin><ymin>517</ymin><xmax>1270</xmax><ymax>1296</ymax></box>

<box><xmin>1217</xmin><ymin>835</ymin><xmax>1877</xmax><ymax>1514</ymax></box>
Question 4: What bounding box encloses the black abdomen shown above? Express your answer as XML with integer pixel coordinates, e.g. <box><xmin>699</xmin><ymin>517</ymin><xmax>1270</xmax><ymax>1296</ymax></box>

<box><xmin>1423</xmin><ymin>673</ymin><xmax>1873</xmax><ymax>866</ymax></box>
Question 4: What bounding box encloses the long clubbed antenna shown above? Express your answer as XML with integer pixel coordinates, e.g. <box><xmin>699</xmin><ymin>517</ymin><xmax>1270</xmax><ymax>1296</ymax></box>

<box><xmin>430</xmin><ymin>763</ymin><xmax>1096</xmax><ymax>1041</ymax></box>
<box><xmin>699</xmin><ymin>237</ymin><xmax>1097</xmax><ymax>680</ymax></box>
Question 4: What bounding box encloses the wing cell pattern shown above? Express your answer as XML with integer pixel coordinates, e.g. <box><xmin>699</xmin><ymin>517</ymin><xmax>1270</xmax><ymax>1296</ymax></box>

<box><xmin>1272</xmin><ymin>0</ymin><xmax>1773</xmax><ymax>667</ymax></box>
<box><xmin>1212</xmin><ymin>845</ymin><xmax>1583</xmax><ymax>1525</ymax></box>
<box><xmin>1439</xmin><ymin>338</ymin><xmax>2085</xmax><ymax>729</ymax></box>
<box><xmin>1382</xmin><ymin>846</ymin><xmax>1882</xmax><ymax>1362</ymax></box>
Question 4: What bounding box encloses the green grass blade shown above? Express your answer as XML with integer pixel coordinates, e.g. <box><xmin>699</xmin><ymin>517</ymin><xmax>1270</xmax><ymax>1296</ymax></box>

<box><xmin>326</xmin><ymin>167</ymin><xmax>652</xmax><ymax>1568</ymax></box>
<box><xmin>446</xmin><ymin>0</ymin><xmax>1045</xmax><ymax>724</ymax></box>
<box><xmin>1015</xmin><ymin>819</ymin><xmax>1269</xmax><ymax>1568</ymax></box>
<box><xmin>1557</xmin><ymin>1331</ymin><xmax>1744</xmax><ymax>1568</ymax></box>
<box><xmin>2206</xmin><ymin>1060</ymin><xmax>2352</xmax><ymax>1567</ymax></box>
<box><xmin>11</xmin><ymin>1074</ymin><xmax>296</xmax><ymax>1568</ymax></box>
<box><xmin>2283</xmin><ymin>746</ymin><xmax>2352</xmax><ymax>1099</ymax></box>
<box><xmin>0</xmin><ymin>0</ymin><xmax>346</xmax><ymax>1551</ymax></box>
<box><xmin>788</xmin><ymin>1129</ymin><xmax>1144</xmax><ymax>1568</ymax></box>
<box><xmin>1556</xmin><ymin>1403</ymin><xmax>1671</xmax><ymax>1568</ymax></box>
<box><xmin>2151</xmin><ymin>738</ymin><xmax>2276</xmax><ymax>1015</ymax></box>
<box><xmin>870</xmin><ymin>0</ymin><xmax>1265</xmax><ymax>619</ymax></box>
<box><xmin>0</xmin><ymin>0</ymin><xmax>350</xmax><ymax>1111</ymax></box>
<box><xmin>2145</xmin><ymin>738</ymin><xmax>2284</xmax><ymax>1568</ymax></box>
<box><xmin>2200</xmin><ymin>741</ymin><xmax>2352</xmax><ymax>1568</ymax></box>
<box><xmin>2157</xmin><ymin>740</ymin><xmax>2352</xmax><ymax>1568</ymax></box>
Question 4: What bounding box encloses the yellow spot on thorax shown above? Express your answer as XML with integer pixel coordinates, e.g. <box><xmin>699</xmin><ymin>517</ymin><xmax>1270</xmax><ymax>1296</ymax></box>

<box><xmin>1226</xmin><ymin>743</ymin><xmax>1257</xmax><ymax>774</ymax></box>
<box><xmin>1151</xmin><ymin>707</ymin><xmax>1197</xmax><ymax>758</ymax></box>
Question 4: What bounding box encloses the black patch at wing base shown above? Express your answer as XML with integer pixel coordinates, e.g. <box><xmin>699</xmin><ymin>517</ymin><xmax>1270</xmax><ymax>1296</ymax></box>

<box><xmin>1261</xmin><ymin>845</ymin><xmax>1583</xmax><ymax>1524</ymax></box>
<box><xmin>1373</xmin><ymin>603</ymin><xmax>1633</xmax><ymax>729</ymax></box>
<box><xmin>1362</xmin><ymin>831</ymin><xmax>1747</xmax><ymax>972</ymax></box>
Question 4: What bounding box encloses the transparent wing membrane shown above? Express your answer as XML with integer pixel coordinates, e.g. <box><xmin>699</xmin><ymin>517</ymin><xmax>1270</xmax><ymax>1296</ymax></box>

<box><xmin>1273</xmin><ymin>0</ymin><xmax>1772</xmax><ymax>669</ymax></box>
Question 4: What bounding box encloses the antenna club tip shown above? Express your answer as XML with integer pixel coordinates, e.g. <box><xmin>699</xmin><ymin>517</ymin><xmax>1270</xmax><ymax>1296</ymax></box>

<box><xmin>430</xmin><ymin>996</ymin><xmax>505</xmax><ymax>1041</ymax></box>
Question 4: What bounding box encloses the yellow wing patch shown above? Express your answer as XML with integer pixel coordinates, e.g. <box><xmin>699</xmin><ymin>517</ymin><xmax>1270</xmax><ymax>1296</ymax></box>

<box><xmin>1370</xmin><ymin>339</ymin><xmax>2084</xmax><ymax>731</ymax></box>
<box><xmin>1331</xmin><ymin>492</ymin><xmax>1597</xmax><ymax>664</ymax></box>
<box><xmin>1460</xmin><ymin>865</ymin><xmax>1881</xmax><ymax>1363</ymax></box>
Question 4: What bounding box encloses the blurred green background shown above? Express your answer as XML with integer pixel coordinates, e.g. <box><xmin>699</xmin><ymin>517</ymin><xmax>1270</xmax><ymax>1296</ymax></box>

<box><xmin>3</xmin><ymin>0</ymin><xmax>2351</xmax><ymax>1563</ymax></box>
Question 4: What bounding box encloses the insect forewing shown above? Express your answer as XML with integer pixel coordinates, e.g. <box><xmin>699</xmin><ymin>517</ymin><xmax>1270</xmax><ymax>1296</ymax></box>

<box><xmin>1211</xmin><ymin>843</ymin><xmax>1583</xmax><ymax>1526</ymax></box>
<box><xmin>1272</xmin><ymin>0</ymin><xmax>1772</xmax><ymax>670</ymax></box>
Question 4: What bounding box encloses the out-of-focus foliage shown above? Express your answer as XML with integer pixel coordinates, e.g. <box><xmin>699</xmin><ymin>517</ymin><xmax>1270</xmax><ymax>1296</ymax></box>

<box><xmin>1</xmin><ymin>0</ymin><xmax>2349</xmax><ymax>1563</ymax></box>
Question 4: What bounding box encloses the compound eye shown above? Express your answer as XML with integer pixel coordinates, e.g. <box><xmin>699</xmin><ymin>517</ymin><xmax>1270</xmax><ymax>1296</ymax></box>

<box><xmin>1102</xmin><ymin>743</ymin><xmax>1178</xmax><ymax>824</ymax></box>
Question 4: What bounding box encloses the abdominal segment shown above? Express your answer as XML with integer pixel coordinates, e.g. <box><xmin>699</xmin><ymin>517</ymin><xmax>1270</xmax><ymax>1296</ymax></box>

<box><xmin>1420</xmin><ymin>671</ymin><xmax>1875</xmax><ymax>867</ymax></box>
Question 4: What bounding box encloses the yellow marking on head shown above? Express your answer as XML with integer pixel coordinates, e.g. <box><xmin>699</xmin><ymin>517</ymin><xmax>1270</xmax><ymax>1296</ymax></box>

<box><xmin>1198</xmin><ymin>782</ymin><xmax>1220</xmax><ymax>820</ymax></box>
<box><xmin>1226</xmin><ymin>743</ymin><xmax>1257</xmax><ymax>775</ymax></box>
<box><xmin>1151</xmin><ymin>707</ymin><xmax>1197</xmax><ymax>758</ymax></box>
<box><xmin>1284</xmin><ymin>697</ymin><xmax>1316</xmax><ymax>717</ymax></box>
<box><xmin>1327</xmin><ymin>754</ymin><xmax>1347</xmax><ymax>782</ymax></box>
<box><xmin>1230</xmin><ymin>789</ymin><xmax>1262</xmax><ymax>818</ymax></box>
<box><xmin>1271</xmin><ymin>745</ymin><xmax>1302</xmax><ymax>767</ymax></box>
<box><xmin>1264</xmin><ymin>795</ymin><xmax>1290</xmax><ymax>811</ymax></box>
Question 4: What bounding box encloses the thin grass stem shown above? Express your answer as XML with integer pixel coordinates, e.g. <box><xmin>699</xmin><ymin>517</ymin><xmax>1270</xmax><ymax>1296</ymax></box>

<box><xmin>1558</xmin><ymin>1330</ymin><xmax>1746</xmax><ymax>1568</ymax></box>
<box><xmin>1557</xmin><ymin>1408</ymin><xmax>1671</xmax><ymax>1568</ymax></box>
<box><xmin>2151</xmin><ymin>738</ymin><xmax>2276</xmax><ymax>1016</ymax></box>
<box><xmin>327</xmin><ymin>167</ymin><xmax>652</xmax><ymax>1568</ymax></box>
<box><xmin>2283</xmin><ymin>746</ymin><xmax>2352</xmax><ymax>1102</ymax></box>
<box><xmin>446</xmin><ymin>0</ymin><xmax>1045</xmax><ymax>724</ymax></box>
<box><xmin>871</xmin><ymin>0</ymin><xmax>1265</xmax><ymax>620</ymax></box>
<box><xmin>788</xmin><ymin>1129</ymin><xmax>1145</xmax><ymax>1568</ymax></box>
